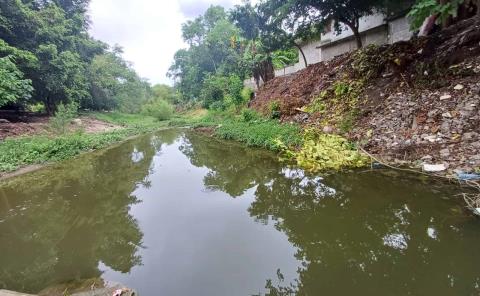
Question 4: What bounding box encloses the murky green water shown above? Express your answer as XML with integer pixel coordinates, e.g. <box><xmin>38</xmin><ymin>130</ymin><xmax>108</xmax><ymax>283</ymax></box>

<box><xmin>0</xmin><ymin>129</ymin><xmax>479</xmax><ymax>295</ymax></box>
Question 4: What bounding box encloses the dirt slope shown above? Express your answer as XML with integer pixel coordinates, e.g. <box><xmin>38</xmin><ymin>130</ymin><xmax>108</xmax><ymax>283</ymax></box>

<box><xmin>251</xmin><ymin>16</ymin><xmax>480</xmax><ymax>173</ymax></box>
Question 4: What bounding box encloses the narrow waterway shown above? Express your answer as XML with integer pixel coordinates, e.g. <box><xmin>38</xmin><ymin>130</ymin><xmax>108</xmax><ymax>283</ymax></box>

<box><xmin>0</xmin><ymin>129</ymin><xmax>478</xmax><ymax>295</ymax></box>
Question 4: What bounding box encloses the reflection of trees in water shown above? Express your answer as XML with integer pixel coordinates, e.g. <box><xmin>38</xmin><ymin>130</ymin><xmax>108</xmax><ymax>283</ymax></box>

<box><xmin>0</xmin><ymin>134</ymin><xmax>159</xmax><ymax>293</ymax></box>
<box><xmin>180</xmin><ymin>132</ymin><xmax>280</xmax><ymax>197</ymax></box>
<box><xmin>180</xmin><ymin>132</ymin><xmax>480</xmax><ymax>295</ymax></box>
<box><xmin>252</xmin><ymin>172</ymin><xmax>480</xmax><ymax>295</ymax></box>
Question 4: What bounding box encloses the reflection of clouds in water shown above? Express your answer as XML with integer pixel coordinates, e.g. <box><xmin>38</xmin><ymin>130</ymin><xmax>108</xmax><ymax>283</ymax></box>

<box><xmin>383</xmin><ymin>233</ymin><xmax>409</xmax><ymax>250</ymax></box>
<box><xmin>282</xmin><ymin>168</ymin><xmax>337</xmax><ymax>198</ymax></box>
<box><xmin>427</xmin><ymin>227</ymin><xmax>438</xmax><ymax>240</ymax></box>
<box><xmin>131</xmin><ymin>148</ymin><xmax>145</xmax><ymax>163</ymax></box>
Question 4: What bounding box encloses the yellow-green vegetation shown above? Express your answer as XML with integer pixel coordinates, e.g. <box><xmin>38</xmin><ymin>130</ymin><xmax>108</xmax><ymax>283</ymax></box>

<box><xmin>278</xmin><ymin>129</ymin><xmax>368</xmax><ymax>172</ymax></box>
<box><xmin>0</xmin><ymin>112</ymin><xmax>167</xmax><ymax>173</ymax></box>
<box><xmin>305</xmin><ymin>79</ymin><xmax>363</xmax><ymax>133</ymax></box>
<box><xmin>174</xmin><ymin>108</ymin><xmax>368</xmax><ymax>172</ymax></box>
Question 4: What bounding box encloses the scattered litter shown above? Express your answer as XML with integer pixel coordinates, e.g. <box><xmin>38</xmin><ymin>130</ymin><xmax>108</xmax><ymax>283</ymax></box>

<box><xmin>456</xmin><ymin>172</ymin><xmax>480</xmax><ymax>181</ymax></box>
<box><xmin>423</xmin><ymin>163</ymin><xmax>447</xmax><ymax>172</ymax></box>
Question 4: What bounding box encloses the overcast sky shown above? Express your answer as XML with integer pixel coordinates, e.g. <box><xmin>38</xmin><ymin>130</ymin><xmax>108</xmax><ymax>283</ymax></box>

<box><xmin>88</xmin><ymin>0</ymin><xmax>247</xmax><ymax>86</ymax></box>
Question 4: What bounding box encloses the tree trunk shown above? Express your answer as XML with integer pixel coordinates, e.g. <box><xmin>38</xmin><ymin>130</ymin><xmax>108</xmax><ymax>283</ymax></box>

<box><xmin>351</xmin><ymin>26</ymin><xmax>363</xmax><ymax>49</ymax></box>
<box><xmin>477</xmin><ymin>0</ymin><xmax>480</xmax><ymax>15</ymax></box>
<box><xmin>294</xmin><ymin>42</ymin><xmax>308</xmax><ymax>67</ymax></box>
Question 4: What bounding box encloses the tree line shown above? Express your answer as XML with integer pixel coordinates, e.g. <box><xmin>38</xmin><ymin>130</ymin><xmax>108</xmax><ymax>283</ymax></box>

<box><xmin>0</xmin><ymin>0</ymin><xmax>176</xmax><ymax>115</ymax></box>
<box><xmin>169</xmin><ymin>0</ymin><xmax>479</xmax><ymax>110</ymax></box>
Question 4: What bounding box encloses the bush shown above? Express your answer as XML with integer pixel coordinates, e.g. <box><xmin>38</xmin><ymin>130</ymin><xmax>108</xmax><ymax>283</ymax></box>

<box><xmin>49</xmin><ymin>102</ymin><xmax>78</xmax><ymax>134</ymax></box>
<box><xmin>268</xmin><ymin>101</ymin><xmax>281</xmax><ymax>119</ymax></box>
<box><xmin>241</xmin><ymin>87</ymin><xmax>254</xmax><ymax>103</ymax></box>
<box><xmin>141</xmin><ymin>99</ymin><xmax>174</xmax><ymax>121</ymax></box>
<box><xmin>200</xmin><ymin>74</ymin><xmax>244</xmax><ymax>109</ymax></box>
<box><xmin>279</xmin><ymin>129</ymin><xmax>368</xmax><ymax>172</ymax></box>
<box><xmin>216</xmin><ymin>119</ymin><xmax>301</xmax><ymax>150</ymax></box>
<box><xmin>240</xmin><ymin>108</ymin><xmax>260</xmax><ymax>122</ymax></box>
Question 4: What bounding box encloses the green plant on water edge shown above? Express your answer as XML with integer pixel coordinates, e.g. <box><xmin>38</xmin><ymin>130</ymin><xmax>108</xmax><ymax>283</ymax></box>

<box><xmin>277</xmin><ymin>129</ymin><xmax>368</xmax><ymax>173</ymax></box>
<box><xmin>49</xmin><ymin>101</ymin><xmax>79</xmax><ymax>135</ymax></box>
<box><xmin>215</xmin><ymin>119</ymin><xmax>302</xmax><ymax>151</ymax></box>
<box><xmin>0</xmin><ymin>113</ymin><xmax>167</xmax><ymax>173</ymax></box>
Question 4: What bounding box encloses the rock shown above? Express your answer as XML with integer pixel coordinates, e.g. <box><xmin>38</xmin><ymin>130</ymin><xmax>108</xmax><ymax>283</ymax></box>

<box><xmin>421</xmin><ymin>155</ymin><xmax>433</xmax><ymax>161</ymax></box>
<box><xmin>423</xmin><ymin>163</ymin><xmax>447</xmax><ymax>172</ymax></box>
<box><xmin>72</xmin><ymin>118</ymin><xmax>83</xmax><ymax>125</ymax></box>
<box><xmin>454</xmin><ymin>84</ymin><xmax>464</xmax><ymax>90</ymax></box>
<box><xmin>439</xmin><ymin>148</ymin><xmax>450</xmax><ymax>157</ymax></box>
<box><xmin>462</xmin><ymin>132</ymin><xmax>478</xmax><ymax>141</ymax></box>
<box><xmin>440</xmin><ymin>94</ymin><xmax>452</xmax><ymax>100</ymax></box>
<box><xmin>323</xmin><ymin>125</ymin><xmax>334</xmax><ymax>133</ymax></box>
<box><xmin>442</xmin><ymin>112</ymin><xmax>453</xmax><ymax>118</ymax></box>
<box><xmin>0</xmin><ymin>119</ymin><xmax>10</xmax><ymax>123</ymax></box>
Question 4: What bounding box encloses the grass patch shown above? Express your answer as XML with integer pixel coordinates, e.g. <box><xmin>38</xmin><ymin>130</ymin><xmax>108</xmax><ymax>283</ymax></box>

<box><xmin>0</xmin><ymin>112</ymin><xmax>167</xmax><ymax>173</ymax></box>
<box><xmin>216</xmin><ymin>120</ymin><xmax>301</xmax><ymax>151</ymax></box>
<box><xmin>91</xmin><ymin>112</ymin><xmax>159</xmax><ymax>127</ymax></box>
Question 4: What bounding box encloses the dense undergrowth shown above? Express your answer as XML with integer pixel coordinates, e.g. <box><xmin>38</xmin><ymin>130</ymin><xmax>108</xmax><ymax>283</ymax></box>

<box><xmin>0</xmin><ymin>112</ymin><xmax>167</xmax><ymax>173</ymax></box>
<box><xmin>174</xmin><ymin>108</ymin><xmax>369</xmax><ymax>172</ymax></box>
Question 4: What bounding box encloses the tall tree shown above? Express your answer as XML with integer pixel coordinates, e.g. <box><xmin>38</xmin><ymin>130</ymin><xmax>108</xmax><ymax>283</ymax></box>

<box><xmin>270</xmin><ymin>0</ymin><xmax>390</xmax><ymax>49</ymax></box>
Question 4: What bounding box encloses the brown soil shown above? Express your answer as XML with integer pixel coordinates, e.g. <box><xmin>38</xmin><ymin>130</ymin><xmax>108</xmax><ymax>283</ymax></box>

<box><xmin>251</xmin><ymin>16</ymin><xmax>480</xmax><ymax>173</ymax></box>
<box><xmin>0</xmin><ymin>112</ymin><xmax>121</xmax><ymax>140</ymax></box>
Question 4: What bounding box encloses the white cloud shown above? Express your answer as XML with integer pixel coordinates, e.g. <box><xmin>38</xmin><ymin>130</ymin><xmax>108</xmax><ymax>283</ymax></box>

<box><xmin>88</xmin><ymin>0</ymin><xmax>250</xmax><ymax>85</ymax></box>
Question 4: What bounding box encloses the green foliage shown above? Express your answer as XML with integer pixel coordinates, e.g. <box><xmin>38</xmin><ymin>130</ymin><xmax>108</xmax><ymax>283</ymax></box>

<box><xmin>0</xmin><ymin>56</ymin><xmax>33</xmax><ymax>107</ymax></box>
<box><xmin>92</xmin><ymin>112</ymin><xmax>159</xmax><ymax>128</ymax></box>
<box><xmin>272</xmin><ymin>48</ymin><xmax>299</xmax><ymax>69</ymax></box>
<box><xmin>351</xmin><ymin>44</ymin><xmax>386</xmax><ymax>81</ymax></box>
<box><xmin>200</xmin><ymin>74</ymin><xmax>244</xmax><ymax>109</ymax></box>
<box><xmin>280</xmin><ymin>129</ymin><xmax>368</xmax><ymax>172</ymax></box>
<box><xmin>49</xmin><ymin>102</ymin><xmax>78</xmax><ymax>134</ymax></box>
<box><xmin>305</xmin><ymin>91</ymin><xmax>327</xmax><ymax>114</ymax></box>
<box><xmin>0</xmin><ymin>112</ymin><xmax>166</xmax><ymax>172</ymax></box>
<box><xmin>0</xmin><ymin>0</ymin><xmax>149</xmax><ymax>113</ymax></box>
<box><xmin>241</xmin><ymin>87</ymin><xmax>254</xmax><ymax>103</ymax></box>
<box><xmin>408</xmin><ymin>0</ymin><xmax>464</xmax><ymax>30</ymax></box>
<box><xmin>267</xmin><ymin>0</ymin><xmax>396</xmax><ymax>49</ymax></box>
<box><xmin>141</xmin><ymin>99</ymin><xmax>174</xmax><ymax>121</ymax></box>
<box><xmin>216</xmin><ymin>119</ymin><xmax>301</xmax><ymax>150</ymax></box>
<box><xmin>240</xmin><ymin>108</ymin><xmax>261</xmax><ymax>122</ymax></box>
<box><xmin>268</xmin><ymin>100</ymin><xmax>281</xmax><ymax>119</ymax></box>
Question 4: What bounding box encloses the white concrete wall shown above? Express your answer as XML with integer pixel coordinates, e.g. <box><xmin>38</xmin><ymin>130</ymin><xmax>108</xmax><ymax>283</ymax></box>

<box><xmin>388</xmin><ymin>17</ymin><xmax>413</xmax><ymax>43</ymax></box>
<box><xmin>244</xmin><ymin>14</ymin><xmax>413</xmax><ymax>88</ymax></box>
<box><xmin>321</xmin><ymin>13</ymin><xmax>386</xmax><ymax>43</ymax></box>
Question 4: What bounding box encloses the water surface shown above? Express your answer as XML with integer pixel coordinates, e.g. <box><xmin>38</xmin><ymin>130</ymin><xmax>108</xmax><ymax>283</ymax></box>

<box><xmin>0</xmin><ymin>129</ymin><xmax>479</xmax><ymax>295</ymax></box>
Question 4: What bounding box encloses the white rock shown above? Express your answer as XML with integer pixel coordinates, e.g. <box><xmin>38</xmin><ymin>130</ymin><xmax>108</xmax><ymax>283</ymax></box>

<box><xmin>454</xmin><ymin>84</ymin><xmax>464</xmax><ymax>90</ymax></box>
<box><xmin>423</xmin><ymin>163</ymin><xmax>447</xmax><ymax>172</ymax></box>
<box><xmin>442</xmin><ymin>112</ymin><xmax>453</xmax><ymax>118</ymax></box>
<box><xmin>440</xmin><ymin>94</ymin><xmax>452</xmax><ymax>100</ymax></box>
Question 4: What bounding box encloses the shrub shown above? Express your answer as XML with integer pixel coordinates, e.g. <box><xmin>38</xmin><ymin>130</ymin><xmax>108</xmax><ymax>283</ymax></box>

<box><xmin>268</xmin><ymin>101</ymin><xmax>281</xmax><ymax>119</ymax></box>
<box><xmin>49</xmin><ymin>102</ymin><xmax>78</xmax><ymax>134</ymax></box>
<box><xmin>240</xmin><ymin>108</ymin><xmax>260</xmax><ymax>122</ymax></box>
<box><xmin>241</xmin><ymin>87</ymin><xmax>254</xmax><ymax>103</ymax></box>
<box><xmin>216</xmin><ymin>119</ymin><xmax>301</xmax><ymax>150</ymax></box>
<box><xmin>141</xmin><ymin>99</ymin><xmax>174</xmax><ymax>121</ymax></box>
<box><xmin>279</xmin><ymin>129</ymin><xmax>368</xmax><ymax>172</ymax></box>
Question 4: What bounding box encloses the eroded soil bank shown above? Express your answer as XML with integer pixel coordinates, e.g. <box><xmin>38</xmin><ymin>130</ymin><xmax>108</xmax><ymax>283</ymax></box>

<box><xmin>251</xmin><ymin>16</ymin><xmax>480</xmax><ymax>175</ymax></box>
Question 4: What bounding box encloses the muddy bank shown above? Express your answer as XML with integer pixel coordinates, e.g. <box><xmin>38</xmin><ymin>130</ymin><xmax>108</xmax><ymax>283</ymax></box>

<box><xmin>0</xmin><ymin>113</ymin><xmax>121</xmax><ymax>140</ymax></box>
<box><xmin>251</xmin><ymin>16</ymin><xmax>480</xmax><ymax>175</ymax></box>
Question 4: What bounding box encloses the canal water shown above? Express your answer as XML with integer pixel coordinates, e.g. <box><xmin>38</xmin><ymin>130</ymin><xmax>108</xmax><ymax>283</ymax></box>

<box><xmin>0</xmin><ymin>129</ymin><xmax>478</xmax><ymax>295</ymax></box>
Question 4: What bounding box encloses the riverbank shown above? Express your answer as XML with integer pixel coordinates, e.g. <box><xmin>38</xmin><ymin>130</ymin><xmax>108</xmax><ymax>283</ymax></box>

<box><xmin>0</xmin><ymin>112</ymin><xmax>169</xmax><ymax>178</ymax></box>
<box><xmin>250</xmin><ymin>16</ymin><xmax>480</xmax><ymax>178</ymax></box>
